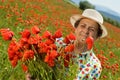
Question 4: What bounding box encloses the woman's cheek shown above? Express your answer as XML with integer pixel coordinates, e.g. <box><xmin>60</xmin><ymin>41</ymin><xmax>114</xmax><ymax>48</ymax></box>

<box><xmin>91</xmin><ymin>32</ymin><xmax>97</xmax><ymax>38</ymax></box>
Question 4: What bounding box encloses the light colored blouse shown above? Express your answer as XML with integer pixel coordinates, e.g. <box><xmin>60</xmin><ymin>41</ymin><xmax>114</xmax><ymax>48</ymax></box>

<box><xmin>74</xmin><ymin>50</ymin><xmax>102</xmax><ymax>80</ymax></box>
<box><xmin>55</xmin><ymin>38</ymin><xmax>102</xmax><ymax>80</ymax></box>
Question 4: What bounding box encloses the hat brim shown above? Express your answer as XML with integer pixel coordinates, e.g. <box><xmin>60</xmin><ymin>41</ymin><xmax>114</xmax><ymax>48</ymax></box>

<box><xmin>70</xmin><ymin>14</ymin><xmax>107</xmax><ymax>38</ymax></box>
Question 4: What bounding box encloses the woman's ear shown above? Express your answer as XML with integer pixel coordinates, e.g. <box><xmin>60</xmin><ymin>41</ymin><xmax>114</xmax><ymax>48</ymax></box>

<box><xmin>74</xmin><ymin>28</ymin><xmax>77</xmax><ymax>35</ymax></box>
<box><xmin>95</xmin><ymin>36</ymin><xmax>100</xmax><ymax>41</ymax></box>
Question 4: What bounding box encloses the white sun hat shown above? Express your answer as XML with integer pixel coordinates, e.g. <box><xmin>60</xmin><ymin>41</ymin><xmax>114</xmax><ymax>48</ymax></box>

<box><xmin>70</xmin><ymin>9</ymin><xmax>108</xmax><ymax>38</ymax></box>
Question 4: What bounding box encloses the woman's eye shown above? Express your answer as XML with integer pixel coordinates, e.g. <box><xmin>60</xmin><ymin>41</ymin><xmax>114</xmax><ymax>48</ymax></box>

<box><xmin>89</xmin><ymin>29</ymin><xmax>95</xmax><ymax>32</ymax></box>
<box><xmin>80</xmin><ymin>24</ymin><xmax>85</xmax><ymax>28</ymax></box>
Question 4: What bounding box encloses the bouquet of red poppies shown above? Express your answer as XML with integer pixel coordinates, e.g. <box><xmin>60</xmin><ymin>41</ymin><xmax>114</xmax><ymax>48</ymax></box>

<box><xmin>0</xmin><ymin>26</ymin><xmax>77</xmax><ymax>79</ymax></box>
<box><xmin>0</xmin><ymin>25</ymin><xmax>94</xmax><ymax>80</ymax></box>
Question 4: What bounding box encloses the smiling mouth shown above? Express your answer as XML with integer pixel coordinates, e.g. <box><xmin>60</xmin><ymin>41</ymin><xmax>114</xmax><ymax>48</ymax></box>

<box><xmin>78</xmin><ymin>34</ymin><xmax>87</xmax><ymax>42</ymax></box>
<box><xmin>82</xmin><ymin>38</ymin><xmax>85</xmax><ymax>41</ymax></box>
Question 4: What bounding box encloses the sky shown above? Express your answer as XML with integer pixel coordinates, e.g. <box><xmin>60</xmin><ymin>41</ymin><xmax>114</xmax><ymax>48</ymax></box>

<box><xmin>71</xmin><ymin>0</ymin><xmax>120</xmax><ymax>14</ymax></box>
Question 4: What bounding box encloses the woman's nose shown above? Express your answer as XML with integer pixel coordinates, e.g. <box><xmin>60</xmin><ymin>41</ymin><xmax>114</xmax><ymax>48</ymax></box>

<box><xmin>83</xmin><ymin>27</ymin><xmax>89</xmax><ymax>34</ymax></box>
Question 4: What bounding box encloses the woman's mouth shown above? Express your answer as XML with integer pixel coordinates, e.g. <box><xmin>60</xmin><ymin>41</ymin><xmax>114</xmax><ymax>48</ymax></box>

<box><xmin>82</xmin><ymin>38</ymin><xmax>85</xmax><ymax>41</ymax></box>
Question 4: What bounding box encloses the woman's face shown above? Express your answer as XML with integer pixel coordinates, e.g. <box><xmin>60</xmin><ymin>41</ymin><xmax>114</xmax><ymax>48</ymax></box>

<box><xmin>75</xmin><ymin>18</ymin><xmax>99</xmax><ymax>44</ymax></box>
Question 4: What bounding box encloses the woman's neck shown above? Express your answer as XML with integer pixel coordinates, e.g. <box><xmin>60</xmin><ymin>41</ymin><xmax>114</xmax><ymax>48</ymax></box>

<box><xmin>74</xmin><ymin>40</ymin><xmax>87</xmax><ymax>54</ymax></box>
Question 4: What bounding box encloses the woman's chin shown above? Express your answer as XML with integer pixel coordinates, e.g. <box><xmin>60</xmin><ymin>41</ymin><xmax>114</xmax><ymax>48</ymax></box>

<box><xmin>79</xmin><ymin>39</ymin><xmax>86</xmax><ymax>44</ymax></box>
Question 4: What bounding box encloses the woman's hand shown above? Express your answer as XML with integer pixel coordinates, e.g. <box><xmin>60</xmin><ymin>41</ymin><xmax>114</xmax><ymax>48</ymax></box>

<box><xmin>25</xmin><ymin>73</ymin><xmax>31</xmax><ymax>80</ymax></box>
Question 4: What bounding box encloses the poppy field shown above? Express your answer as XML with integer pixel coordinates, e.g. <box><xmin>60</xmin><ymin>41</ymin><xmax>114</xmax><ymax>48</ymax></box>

<box><xmin>0</xmin><ymin>0</ymin><xmax>120</xmax><ymax>80</ymax></box>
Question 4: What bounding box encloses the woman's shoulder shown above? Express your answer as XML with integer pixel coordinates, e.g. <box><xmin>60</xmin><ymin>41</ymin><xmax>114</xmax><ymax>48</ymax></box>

<box><xmin>91</xmin><ymin>51</ymin><xmax>102</xmax><ymax>67</ymax></box>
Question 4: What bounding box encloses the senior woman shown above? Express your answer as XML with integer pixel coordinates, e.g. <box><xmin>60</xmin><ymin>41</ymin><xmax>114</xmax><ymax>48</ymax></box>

<box><xmin>56</xmin><ymin>9</ymin><xmax>107</xmax><ymax>80</ymax></box>
<box><xmin>70</xmin><ymin>9</ymin><xmax>107</xmax><ymax>80</ymax></box>
<box><xmin>26</xmin><ymin>9</ymin><xmax>108</xmax><ymax>80</ymax></box>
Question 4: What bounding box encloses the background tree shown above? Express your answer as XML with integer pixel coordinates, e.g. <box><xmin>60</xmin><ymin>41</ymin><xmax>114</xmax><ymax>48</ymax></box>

<box><xmin>79</xmin><ymin>1</ymin><xmax>95</xmax><ymax>10</ymax></box>
<box><xmin>103</xmin><ymin>16</ymin><xmax>120</xmax><ymax>28</ymax></box>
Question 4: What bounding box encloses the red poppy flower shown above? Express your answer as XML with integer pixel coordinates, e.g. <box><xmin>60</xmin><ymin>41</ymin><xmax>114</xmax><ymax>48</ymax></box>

<box><xmin>44</xmin><ymin>50</ymin><xmax>58</xmax><ymax>67</ymax></box>
<box><xmin>19</xmin><ymin>38</ymin><xmax>28</xmax><ymax>44</ymax></box>
<box><xmin>67</xmin><ymin>33</ymin><xmax>76</xmax><ymax>41</ymax></box>
<box><xmin>44</xmin><ymin>53</ymin><xmax>49</xmax><ymax>62</ymax></box>
<box><xmin>23</xmin><ymin>52</ymin><xmax>29</xmax><ymax>60</ymax></box>
<box><xmin>16</xmin><ymin>52</ymin><xmax>23</xmax><ymax>60</ymax></box>
<box><xmin>0</xmin><ymin>28</ymin><xmax>14</xmax><ymax>40</ymax></box>
<box><xmin>10</xmin><ymin>55</ymin><xmax>18</xmax><ymax>68</ymax></box>
<box><xmin>8</xmin><ymin>40</ymin><xmax>20</xmax><ymax>60</ymax></box>
<box><xmin>41</xmin><ymin>46</ymin><xmax>51</xmax><ymax>53</ymax></box>
<box><xmin>86</xmin><ymin>36</ymin><xmax>94</xmax><ymax>50</ymax></box>
<box><xmin>11</xmin><ymin>60</ymin><xmax>18</xmax><ymax>68</ymax></box>
<box><xmin>45</xmin><ymin>39</ymin><xmax>54</xmax><ymax>46</ymax></box>
<box><xmin>20</xmin><ymin>29</ymin><xmax>31</xmax><ymax>39</ymax></box>
<box><xmin>50</xmin><ymin>44</ymin><xmax>57</xmax><ymax>50</ymax></box>
<box><xmin>38</xmin><ymin>42</ymin><xmax>47</xmax><ymax>48</ymax></box>
<box><xmin>22</xmin><ymin>64</ymin><xmax>28</xmax><ymax>72</ymax></box>
<box><xmin>45</xmin><ymin>55</ymin><xmax>55</xmax><ymax>67</ymax></box>
<box><xmin>49</xmin><ymin>59</ymin><xmax>55</xmax><ymax>67</ymax></box>
<box><xmin>63</xmin><ymin>33</ymin><xmax>76</xmax><ymax>44</ymax></box>
<box><xmin>23</xmin><ymin>50</ymin><xmax>34</xmax><ymax>60</ymax></box>
<box><xmin>19</xmin><ymin>38</ymin><xmax>28</xmax><ymax>48</ymax></box>
<box><xmin>42</xmin><ymin>31</ymin><xmax>52</xmax><ymax>39</ymax></box>
<box><xmin>53</xmin><ymin>29</ymin><xmax>62</xmax><ymax>38</ymax></box>
<box><xmin>50</xmin><ymin>50</ymin><xmax>58</xmax><ymax>59</ymax></box>
<box><xmin>31</xmin><ymin>25</ymin><xmax>40</xmax><ymax>34</ymax></box>
<box><xmin>28</xmin><ymin>36</ymin><xmax>38</xmax><ymax>44</ymax></box>
<box><xmin>44</xmin><ymin>53</ymin><xmax>55</xmax><ymax>67</ymax></box>
<box><xmin>63</xmin><ymin>36</ymin><xmax>70</xmax><ymax>44</ymax></box>
<box><xmin>8</xmin><ymin>49</ymin><xmax>15</xmax><ymax>60</ymax></box>
<box><xmin>35</xmin><ymin>34</ymin><xmax>42</xmax><ymax>41</ymax></box>
<box><xmin>64</xmin><ymin>44</ymin><xmax>74</xmax><ymax>52</ymax></box>
<box><xmin>38</xmin><ymin>42</ymin><xmax>50</xmax><ymax>53</ymax></box>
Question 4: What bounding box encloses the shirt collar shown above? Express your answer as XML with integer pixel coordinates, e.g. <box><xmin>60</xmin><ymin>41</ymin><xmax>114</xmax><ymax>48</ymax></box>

<box><xmin>79</xmin><ymin>49</ymin><xmax>93</xmax><ymax>58</ymax></box>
